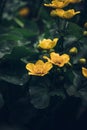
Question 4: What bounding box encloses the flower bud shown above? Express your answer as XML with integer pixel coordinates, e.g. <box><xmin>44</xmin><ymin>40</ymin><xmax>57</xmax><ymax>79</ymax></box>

<box><xmin>84</xmin><ymin>22</ymin><xmax>87</xmax><ymax>29</ymax></box>
<box><xmin>69</xmin><ymin>47</ymin><xmax>78</xmax><ymax>54</ymax></box>
<box><xmin>18</xmin><ymin>7</ymin><xmax>30</xmax><ymax>16</ymax></box>
<box><xmin>79</xmin><ymin>58</ymin><xmax>86</xmax><ymax>64</ymax></box>
<box><xmin>83</xmin><ymin>31</ymin><xmax>87</xmax><ymax>36</ymax></box>
<box><xmin>82</xmin><ymin>67</ymin><xmax>87</xmax><ymax>78</ymax></box>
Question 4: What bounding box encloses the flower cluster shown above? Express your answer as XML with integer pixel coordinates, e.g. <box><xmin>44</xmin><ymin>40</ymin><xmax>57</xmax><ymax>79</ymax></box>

<box><xmin>26</xmin><ymin>38</ymin><xmax>70</xmax><ymax>76</ymax></box>
<box><xmin>25</xmin><ymin>0</ymin><xmax>87</xmax><ymax>78</ymax></box>
<box><xmin>25</xmin><ymin>36</ymin><xmax>87</xmax><ymax>78</ymax></box>
<box><xmin>44</xmin><ymin>0</ymin><xmax>81</xmax><ymax>19</ymax></box>
<box><xmin>26</xmin><ymin>37</ymin><xmax>87</xmax><ymax>78</ymax></box>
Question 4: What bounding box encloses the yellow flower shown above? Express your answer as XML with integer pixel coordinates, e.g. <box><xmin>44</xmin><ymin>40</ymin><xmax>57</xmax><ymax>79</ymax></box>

<box><xmin>43</xmin><ymin>52</ymin><xmax>70</xmax><ymax>67</ymax></box>
<box><xmin>18</xmin><ymin>7</ymin><xmax>30</xmax><ymax>16</ymax></box>
<box><xmin>50</xmin><ymin>9</ymin><xmax>80</xmax><ymax>19</ymax></box>
<box><xmin>69</xmin><ymin>0</ymin><xmax>81</xmax><ymax>3</ymax></box>
<box><xmin>82</xmin><ymin>67</ymin><xmax>87</xmax><ymax>78</ymax></box>
<box><xmin>38</xmin><ymin>38</ymin><xmax>58</xmax><ymax>49</ymax></box>
<box><xmin>26</xmin><ymin>60</ymin><xmax>53</xmax><ymax>76</ymax></box>
<box><xmin>44</xmin><ymin>0</ymin><xmax>70</xmax><ymax>9</ymax></box>
<box><xmin>69</xmin><ymin>47</ymin><xmax>78</xmax><ymax>54</ymax></box>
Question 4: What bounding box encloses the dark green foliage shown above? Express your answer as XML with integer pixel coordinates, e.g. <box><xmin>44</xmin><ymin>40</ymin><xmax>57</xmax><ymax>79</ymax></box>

<box><xmin>0</xmin><ymin>1</ymin><xmax>87</xmax><ymax>129</ymax></box>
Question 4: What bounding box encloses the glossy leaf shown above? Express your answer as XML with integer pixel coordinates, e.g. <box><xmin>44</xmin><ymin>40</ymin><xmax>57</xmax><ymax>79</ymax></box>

<box><xmin>29</xmin><ymin>85</ymin><xmax>50</xmax><ymax>109</ymax></box>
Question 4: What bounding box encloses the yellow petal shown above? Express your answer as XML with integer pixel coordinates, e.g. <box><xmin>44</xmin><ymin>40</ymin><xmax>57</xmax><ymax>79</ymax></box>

<box><xmin>38</xmin><ymin>38</ymin><xmax>58</xmax><ymax>49</ymax></box>
<box><xmin>82</xmin><ymin>67</ymin><xmax>87</xmax><ymax>78</ymax></box>
<box><xmin>44</xmin><ymin>0</ymin><xmax>70</xmax><ymax>8</ymax></box>
<box><xmin>35</xmin><ymin>60</ymin><xmax>44</xmax><ymax>65</ymax></box>
<box><xmin>61</xmin><ymin>54</ymin><xmax>70</xmax><ymax>63</ymax></box>
<box><xmin>50</xmin><ymin>52</ymin><xmax>70</xmax><ymax>67</ymax></box>
<box><xmin>50</xmin><ymin>9</ymin><xmax>80</xmax><ymax>19</ymax></box>
<box><xmin>26</xmin><ymin>63</ymin><xmax>35</xmax><ymax>72</ymax></box>
<box><xmin>44</xmin><ymin>62</ymin><xmax>53</xmax><ymax>72</ymax></box>
<box><xmin>52</xmin><ymin>38</ymin><xmax>59</xmax><ymax>47</ymax></box>
<box><xmin>35</xmin><ymin>60</ymin><xmax>45</xmax><ymax>73</ymax></box>
<box><xmin>63</xmin><ymin>9</ymin><xmax>80</xmax><ymax>19</ymax></box>
<box><xmin>28</xmin><ymin>72</ymin><xmax>45</xmax><ymax>76</ymax></box>
<box><xmin>50</xmin><ymin>52</ymin><xmax>63</xmax><ymax>66</ymax></box>
<box><xmin>50</xmin><ymin>52</ymin><xmax>60</xmax><ymax>60</ymax></box>
<box><xmin>26</xmin><ymin>60</ymin><xmax>52</xmax><ymax>76</ymax></box>
<box><xmin>51</xmin><ymin>9</ymin><xmax>64</xmax><ymax>17</ymax></box>
<box><xmin>54</xmin><ymin>38</ymin><xmax>59</xmax><ymax>42</ymax></box>
<box><xmin>70</xmin><ymin>0</ymin><xmax>81</xmax><ymax>3</ymax></box>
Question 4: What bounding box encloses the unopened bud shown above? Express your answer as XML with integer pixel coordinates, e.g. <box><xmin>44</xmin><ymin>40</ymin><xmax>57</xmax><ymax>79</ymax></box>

<box><xmin>83</xmin><ymin>31</ymin><xmax>87</xmax><ymax>36</ymax></box>
<box><xmin>79</xmin><ymin>58</ymin><xmax>86</xmax><ymax>64</ymax></box>
<box><xmin>84</xmin><ymin>22</ymin><xmax>87</xmax><ymax>29</ymax></box>
<box><xmin>69</xmin><ymin>47</ymin><xmax>78</xmax><ymax>54</ymax></box>
<box><xmin>18</xmin><ymin>7</ymin><xmax>30</xmax><ymax>16</ymax></box>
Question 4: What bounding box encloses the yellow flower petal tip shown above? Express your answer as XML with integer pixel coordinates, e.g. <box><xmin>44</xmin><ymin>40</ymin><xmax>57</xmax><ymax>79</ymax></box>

<box><xmin>38</xmin><ymin>38</ymin><xmax>59</xmax><ymax>49</ymax></box>
<box><xmin>82</xmin><ymin>67</ymin><xmax>87</xmax><ymax>78</ymax></box>
<box><xmin>26</xmin><ymin>60</ymin><xmax>53</xmax><ymax>76</ymax></box>
<box><xmin>43</xmin><ymin>52</ymin><xmax>70</xmax><ymax>67</ymax></box>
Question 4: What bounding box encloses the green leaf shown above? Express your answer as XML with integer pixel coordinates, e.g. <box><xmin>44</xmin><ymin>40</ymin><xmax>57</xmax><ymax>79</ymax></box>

<box><xmin>0</xmin><ymin>59</ymin><xmax>29</xmax><ymax>85</ymax></box>
<box><xmin>0</xmin><ymin>33</ymin><xmax>23</xmax><ymax>41</ymax></box>
<box><xmin>0</xmin><ymin>74</ymin><xmax>29</xmax><ymax>86</ymax></box>
<box><xmin>50</xmin><ymin>89</ymin><xmax>66</xmax><ymax>99</ymax></box>
<box><xmin>4</xmin><ymin>46</ymin><xmax>38</xmax><ymax>60</ymax></box>
<box><xmin>66</xmin><ymin>22</ymin><xmax>83</xmax><ymax>38</ymax></box>
<box><xmin>74</xmin><ymin>79</ymin><xmax>87</xmax><ymax>106</ymax></box>
<box><xmin>11</xmin><ymin>27</ymin><xmax>39</xmax><ymax>38</ymax></box>
<box><xmin>29</xmin><ymin>85</ymin><xmax>50</xmax><ymax>109</ymax></box>
<box><xmin>0</xmin><ymin>41</ymin><xmax>16</xmax><ymax>59</ymax></box>
<box><xmin>64</xmin><ymin>69</ymin><xmax>75</xmax><ymax>85</ymax></box>
<box><xmin>66</xmin><ymin>72</ymin><xmax>81</xmax><ymax>96</ymax></box>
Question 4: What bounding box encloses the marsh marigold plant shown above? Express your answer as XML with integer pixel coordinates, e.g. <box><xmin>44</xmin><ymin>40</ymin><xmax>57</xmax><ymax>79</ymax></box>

<box><xmin>25</xmin><ymin>0</ymin><xmax>87</xmax><ymax>110</ymax></box>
